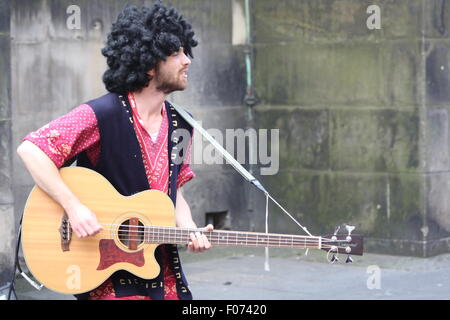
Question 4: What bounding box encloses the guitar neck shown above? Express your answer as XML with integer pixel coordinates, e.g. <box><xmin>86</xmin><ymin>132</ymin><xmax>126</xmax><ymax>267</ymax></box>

<box><xmin>142</xmin><ymin>227</ymin><xmax>323</xmax><ymax>249</ymax></box>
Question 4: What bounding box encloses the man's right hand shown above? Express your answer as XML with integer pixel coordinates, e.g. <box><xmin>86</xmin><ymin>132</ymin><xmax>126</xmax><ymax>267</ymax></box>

<box><xmin>17</xmin><ymin>141</ymin><xmax>103</xmax><ymax>238</ymax></box>
<box><xmin>66</xmin><ymin>203</ymin><xmax>103</xmax><ymax>238</ymax></box>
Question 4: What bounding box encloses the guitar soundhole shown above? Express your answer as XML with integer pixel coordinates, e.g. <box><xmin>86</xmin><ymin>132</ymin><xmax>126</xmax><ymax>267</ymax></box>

<box><xmin>117</xmin><ymin>218</ymin><xmax>145</xmax><ymax>250</ymax></box>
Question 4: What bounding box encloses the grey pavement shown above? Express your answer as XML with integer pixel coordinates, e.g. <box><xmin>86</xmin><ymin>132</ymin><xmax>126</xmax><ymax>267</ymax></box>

<box><xmin>11</xmin><ymin>247</ymin><xmax>450</xmax><ymax>300</ymax></box>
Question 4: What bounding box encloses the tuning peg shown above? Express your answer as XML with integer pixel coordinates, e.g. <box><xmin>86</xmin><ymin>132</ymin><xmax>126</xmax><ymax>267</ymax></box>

<box><xmin>327</xmin><ymin>246</ymin><xmax>339</xmax><ymax>263</ymax></box>
<box><xmin>345</xmin><ymin>224</ymin><xmax>355</xmax><ymax>233</ymax></box>
<box><xmin>345</xmin><ymin>255</ymin><xmax>353</xmax><ymax>263</ymax></box>
<box><xmin>331</xmin><ymin>226</ymin><xmax>341</xmax><ymax>241</ymax></box>
<box><xmin>345</xmin><ymin>224</ymin><xmax>355</xmax><ymax>242</ymax></box>
<box><xmin>334</xmin><ymin>226</ymin><xmax>341</xmax><ymax>235</ymax></box>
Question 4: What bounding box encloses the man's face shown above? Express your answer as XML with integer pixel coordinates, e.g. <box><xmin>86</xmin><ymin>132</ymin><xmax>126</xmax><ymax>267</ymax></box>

<box><xmin>152</xmin><ymin>47</ymin><xmax>192</xmax><ymax>94</ymax></box>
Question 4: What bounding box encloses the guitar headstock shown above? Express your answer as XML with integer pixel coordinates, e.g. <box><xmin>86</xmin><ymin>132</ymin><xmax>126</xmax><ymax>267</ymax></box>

<box><xmin>321</xmin><ymin>225</ymin><xmax>364</xmax><ymax>263</ymax></box>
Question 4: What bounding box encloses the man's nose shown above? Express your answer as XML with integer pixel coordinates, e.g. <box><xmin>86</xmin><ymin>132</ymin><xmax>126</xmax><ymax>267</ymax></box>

<box><xmin>183</xmin><ymin>52</ymin><xmax>191</xmax><ymax>66</ymax></box>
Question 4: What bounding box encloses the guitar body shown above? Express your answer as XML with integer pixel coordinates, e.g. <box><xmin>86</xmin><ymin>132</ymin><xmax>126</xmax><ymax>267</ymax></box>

<box><xmin>21</xmin><ymin>167</ymin><xmax>176</xmax><ymax>294</ymax></box>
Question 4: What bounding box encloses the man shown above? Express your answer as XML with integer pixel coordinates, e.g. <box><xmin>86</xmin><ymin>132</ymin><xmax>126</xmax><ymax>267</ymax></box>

<box><xmin>17</xmin><ymin>2</ymin><xmax>212</xmax><ymax>300</ymax></box>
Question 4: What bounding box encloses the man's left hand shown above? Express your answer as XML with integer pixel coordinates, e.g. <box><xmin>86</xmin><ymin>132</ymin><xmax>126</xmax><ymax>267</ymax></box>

<box><xmin>187</xmin><ymin>224</ymin><xmax>214</xmax><ymax>253</ymax></box>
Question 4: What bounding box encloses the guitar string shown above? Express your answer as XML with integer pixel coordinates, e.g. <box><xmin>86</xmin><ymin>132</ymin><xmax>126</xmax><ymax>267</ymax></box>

<box><xmin>97</xmin><ymin>223</ymin><xmax>347</xmax><ymax>243</ymax></box>
<box><xmin>110</xmin><ymin>240</ymin><xmax>344</xmax><ymax>250</ymax></box>
<box><xmin>89</xmin><ymin>229</ymin><xmax>343</xmax><ymax>244</ymax></box>
<box><xmin>108</xmin><ymin>232</ymin><xmax>343</xmax><ymax>244</ymax></box>
<box><xmin>93</xmin><ymin>228</ymin><xmax>335</xmax><ymax>243</ymax></box>
<box><xmin>65</xmin><ymin>222</ymin><xmax>350</xmax><ymax>246</ymax></box>
<box><xmin>95</xmin><ymin>223</ymin><xmax>342</xmax><ymax>243</ymax></box>
<box><xmin>63</xmin><ymin>232</ymin><xmax>344</xmax><ymax>249</ymax></box>
<box><xmin>114</xmin><ymin>234</ymin><xmax>327</xmax><ymax>245</ymax></box>
<box><xmin>97</xmin><ymin>232</ymin><xmax>326</xmax><ymax>244</ymax></box>
<box><xmin>80</xmin><ymin>230</ymin><xmax>346</xmax><ymax>247</ymax></box>
<box><xmin>97</xmin><ymin>224</ymin><xmax>306</xmax><ymax>236</ymax></box>
<box><xmin>82</xmin><ymin>239</ymin><xmax>343</xmax><ymax>250</ymax></box>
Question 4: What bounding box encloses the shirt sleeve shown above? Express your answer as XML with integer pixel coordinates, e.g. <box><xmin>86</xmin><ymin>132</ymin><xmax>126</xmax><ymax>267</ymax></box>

<box><xmin>177</xmin><ymin>131</ymin><xmax>195</xmax><ymax>189</ymax></box>
<box><xmin>23</xmin><ymin>104</ymin><xmax>101</xmax><ymax>168</ymax></box>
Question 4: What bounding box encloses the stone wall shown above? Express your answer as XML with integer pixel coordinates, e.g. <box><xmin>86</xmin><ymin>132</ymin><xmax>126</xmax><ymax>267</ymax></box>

<box><xmin>252</xmin><ymin>0</ymin><xmax>450</xmax><ymax>256</ymax></box>
<box><xmin>424</xmin><ymin>0</ymin><xmax>450</xmax><ymax>256</ymax></box>
<box><xmin>0</xmin><ymin>0</ymin><xmax>15</xmax><ymax>291</ymax></box>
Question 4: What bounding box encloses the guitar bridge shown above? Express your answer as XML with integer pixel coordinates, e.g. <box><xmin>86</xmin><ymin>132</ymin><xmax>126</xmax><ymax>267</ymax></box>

<box><xmin>59</xmin><ymin>213</ymin><xmax>72</xmax><ymax>252</ymax></box>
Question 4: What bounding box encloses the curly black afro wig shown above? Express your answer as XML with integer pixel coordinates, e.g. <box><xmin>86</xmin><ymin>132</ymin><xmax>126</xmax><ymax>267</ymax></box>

<box><xmin>101</xmin><ymin>1</ymin><xmax>198</xmax><ymax>94</ymax></box>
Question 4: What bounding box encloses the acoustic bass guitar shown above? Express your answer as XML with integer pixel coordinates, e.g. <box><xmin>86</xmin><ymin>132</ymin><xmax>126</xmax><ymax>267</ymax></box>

<box><xmin>21</xmin><ymin>167</ymin><xmax>363</xmax><ymax>294</ymax></box>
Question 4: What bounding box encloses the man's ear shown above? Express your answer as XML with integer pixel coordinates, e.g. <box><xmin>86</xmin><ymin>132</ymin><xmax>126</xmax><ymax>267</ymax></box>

<box><xmin>148</xmin><ymin>68</ymin><xmax>156</xmax><ymax>78</ymax></box>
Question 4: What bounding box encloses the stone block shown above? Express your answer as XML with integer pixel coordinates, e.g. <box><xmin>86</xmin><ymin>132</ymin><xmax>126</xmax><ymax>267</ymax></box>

<box><xmin>48</xmin><ymin>0</ymin><xmax>149</xmax><ymax>41</ymax></box>
<box><xmin>427</xmin><ymin>172</ymin><xmax>450</xmax><ymax>235</ymax></box>
<box><xmin>425</xmin><ymin>107</ymin><xmax>450</xmax><ymax>172</ymax></box>
<box><xmin>185</xmin><ymin>170</ymin><xmax>248</xmax><ymax>231</ymax></box>
<box><xmin>0</xmin><ymin>0</ymin><xmax>10</xmax><ymax>33</ymax></box>
<box><xmin>13</xmin><ymin>0</ymin><xmax>231</xmax><ymax>44</ymax></box>
<box><xmin>13</xmin><ymin>185</ymin><xmax>32</xmax><ymax>219</ymax></box>
<box><xmin>0</xmin><ymin>34</ymin><xmax>11</xmax><ymax>120</ymax></box>
<box><xmin>0</xmin><ymin>205</ymin><xmax>15</xmax><ymax>286</ymax></box>
<box><xmin>187</xmin><ymin>106</ymin><xmax>248</xmax><ymax>173</ymax></box>
<box><xmin>380</xmin><ymin>41</ymin><xmax>421</xmax><ymax>108</ymax></box>
<box><xmin>0</xmin><ymin>121</ymin><xmax>13</xmax><ymax>205</ymax></box>
<box><xmin>11</xmin><ymin>40</ymin><xmax>106</xmax><ymax>137</ymax></box>
<box><xmin>329</xmin><ymin>109</ymin><xmax>419</xmax><ymax>172</ymax></box>
<box><xmin>254</xmin><ymin>107</ymin><xmax>329</xmax><ymax>171</ymax></box>
<box><xmin>426</xmin><ymin>42</ymin><xmax>450</xmax><ymax>105</ymax></box>
<box><xmin>11</xmin><ymin>40</ymin><xmax>105</xmax><ymax>121</ymax></box>
<box><xmin>258</xmin><ymin>171</ymin><xmax>424</xmax><ymax>245</ymax></box>
<box><xmin>11</xmin><ymin>0</ymin><xmax>49</xmax><ymax>42</ymax></box>
<box><xmin>253</xmin><ymin>0</ymin><xmax>422</xmax><ymax>43</ymax></box>
<box><xmin>171</xmin><ymin>45</ymin><xmax>246</xmax><ymax>108</ymax></box>
<box><xmin>254</xmin><ymin>42</ymin><xmax>385</xmax><ymax>107</ymax></box>
<box><xmin>170</xmin><ymin>0</ymin><xmax>232</xmax><ymax>45</ymax></box>
<box><xmin>423</xmin><ymin>0</ymin><xmax>450</xmax><ymax>39</ymax></box>
<box><xmin>12</xmin><ymin>0</ymin><xmax>138</xmax><ymax>42</ymax></box>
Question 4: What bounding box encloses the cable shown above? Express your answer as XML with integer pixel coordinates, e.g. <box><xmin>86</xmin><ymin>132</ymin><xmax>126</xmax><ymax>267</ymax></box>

<box><xmin>7</xmin><ymin>216</ymin><xmax>23</xmax><ymax>300</ymax></box>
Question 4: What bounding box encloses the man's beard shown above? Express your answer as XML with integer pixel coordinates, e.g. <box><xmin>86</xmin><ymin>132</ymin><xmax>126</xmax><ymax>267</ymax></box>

<box><xmin>154</xmin><ymin>71</ymin><xmax>187</xmax><ymax>94</ymax></box>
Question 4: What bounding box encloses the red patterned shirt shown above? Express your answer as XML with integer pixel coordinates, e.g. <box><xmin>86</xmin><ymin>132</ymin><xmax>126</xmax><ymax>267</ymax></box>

<box><xmin>23</xmin><ymin>93</ymin><xmax>195</xmax><ymax>300</ymax></box>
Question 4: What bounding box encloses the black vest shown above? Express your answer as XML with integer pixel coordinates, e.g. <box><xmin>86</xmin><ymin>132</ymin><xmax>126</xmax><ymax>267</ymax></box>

<box><xmin>70</xmin><ymin>93</ymin><xmax>193</xmax><ymax>300</ymax></box>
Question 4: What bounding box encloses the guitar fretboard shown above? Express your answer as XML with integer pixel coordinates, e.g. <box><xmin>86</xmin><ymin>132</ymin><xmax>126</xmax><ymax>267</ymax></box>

<box><xmin>133</xmin><ymin>226</ymin><xmax>323</xmax><ymax>249</ymax></box>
